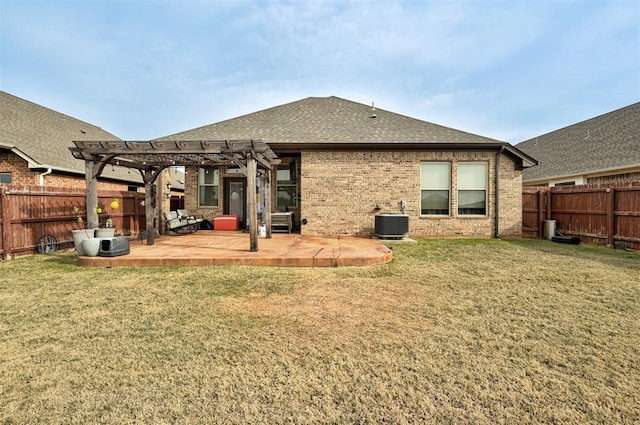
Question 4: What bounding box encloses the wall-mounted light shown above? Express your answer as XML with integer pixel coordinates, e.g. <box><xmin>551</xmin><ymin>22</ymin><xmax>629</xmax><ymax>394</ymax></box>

<box><xmin>166</xmin><ymin>182</ymin><xmax>172</xmax><ymax>199</ymax></box>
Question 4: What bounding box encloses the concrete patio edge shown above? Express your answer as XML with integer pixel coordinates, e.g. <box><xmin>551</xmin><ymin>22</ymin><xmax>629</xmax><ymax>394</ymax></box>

<box><xmin>76</xmin><ymin>232</ymin><xmax>393</xmax><ymax>267</ymax></box>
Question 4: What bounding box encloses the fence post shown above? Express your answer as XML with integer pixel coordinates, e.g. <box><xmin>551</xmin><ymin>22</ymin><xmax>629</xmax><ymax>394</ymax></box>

<box><xmin>537</xmin><ymin>189</ymin><xmax>545</xmax><ymax>238</ymax></box>
<box><xmin>546</xmin><ymin>189</ymin><xmax>552</xmax><ymax>220</ymax></box>
<box><xmin>1</xmin><ymin>188</ymin><xmax>12</xmax><ymax>260</ymax></box>
<box><xmin>606</xmin><ymin>187</ymin><xmax>615</xmax><ymax>247</ymax></box>
<box><xmin>133</xmin><ymin>192</ymin><xmax>140</xmax><ymax>235</ymax></box>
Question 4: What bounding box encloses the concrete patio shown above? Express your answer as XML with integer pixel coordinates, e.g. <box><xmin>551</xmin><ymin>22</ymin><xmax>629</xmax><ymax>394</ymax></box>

<box><xmin>77</xmin><ymin>231</ymin><xmax>393</xmax><ymax>267</ymax></box>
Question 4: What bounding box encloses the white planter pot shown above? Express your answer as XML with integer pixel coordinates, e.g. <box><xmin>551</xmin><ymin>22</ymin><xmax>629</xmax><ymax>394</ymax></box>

<box><xmin>72</xmin><ymin>229</ymin><xmax>96</xmax><ymax>256</ymax></box>
<box><xmin>95</xmin><ymin>228</ymin><xmax>116</xmax><ymax>238</ymax></box>
<box><xmin>82</xmin><ymin>238</ymin><xmax>102</xmax><ymax>257</ymax></box>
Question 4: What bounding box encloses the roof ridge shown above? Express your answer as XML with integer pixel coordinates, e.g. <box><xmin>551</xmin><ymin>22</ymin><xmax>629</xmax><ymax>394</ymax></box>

<box><xmin>154</xmin><ymin>95</ymin><xmax>506</xmax><ymax>145</ymax></box>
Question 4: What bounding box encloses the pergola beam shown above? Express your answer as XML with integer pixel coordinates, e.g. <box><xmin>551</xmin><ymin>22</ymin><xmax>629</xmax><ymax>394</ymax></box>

<box><xmin>72</xmin><ymin>139</ymin><xmax>271</xmax><ymax>156</ymax></box>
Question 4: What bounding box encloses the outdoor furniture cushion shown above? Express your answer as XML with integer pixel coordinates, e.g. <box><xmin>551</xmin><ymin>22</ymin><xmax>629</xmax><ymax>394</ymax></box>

<box><xmin>164</xmin><ymin>211</ymin><xmax>199</xmax><ymax>234</ymax></box>
<box><xmin>177</xmin><ymin>209</ymin><xmax>204</xmax><ymax>223</ymax></box>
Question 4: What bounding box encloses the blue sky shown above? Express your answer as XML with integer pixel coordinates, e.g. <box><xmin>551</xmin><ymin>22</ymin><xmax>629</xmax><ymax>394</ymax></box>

<box><xmin>1</xmin><ymin>0</ymin><xmax>638</xmax><ymax>143</ymax></box>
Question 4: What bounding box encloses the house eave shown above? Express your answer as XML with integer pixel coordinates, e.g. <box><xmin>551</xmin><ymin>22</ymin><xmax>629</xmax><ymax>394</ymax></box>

<box><xmin>269</xmin><ymin>141</ymin><xmax>538</xmax><ymax>167</ymax></box>
<box><xmin>28</xmin><ymin>163</ymin><xmax>144</xmax><ymax>186</ymax></box>
<box><xmin>524</xmin><ymin>163</ymin><xmax>640</xmax><ymax>185</ymax></box>
<box><xmin>1</xmin><ymin>145</ymin><xmax>41</xmax><ymax>168</ymax></box>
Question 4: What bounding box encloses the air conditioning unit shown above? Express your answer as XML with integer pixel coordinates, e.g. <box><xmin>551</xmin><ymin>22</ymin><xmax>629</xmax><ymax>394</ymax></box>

<box><xmin>375</xmin><ymin>213</ymin><xmax>409</xmax><ymax>239</ymax></box>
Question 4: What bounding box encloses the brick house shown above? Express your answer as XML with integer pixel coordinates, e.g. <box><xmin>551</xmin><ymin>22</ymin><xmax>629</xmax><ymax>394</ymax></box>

<box><xmin>517</xmin><ymin>102</ymin><xmax>640</xmax><ymax>187</ymax></box>
<box><xmin>0</xmin><ymin>91</ymin><xmax>143</xmax><ymax>190</ymax></box>
<box><xmin>157</xmin><ymin>96</ymin><xmax>536</xmax><ymax>238</ymax></box>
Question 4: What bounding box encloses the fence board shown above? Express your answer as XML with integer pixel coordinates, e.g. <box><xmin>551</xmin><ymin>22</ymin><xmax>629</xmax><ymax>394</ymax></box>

<box><xmin>522</xmin><ymin>188</ymin><xmax>542</xmax><ymax>238</ymax></box>
<box><xmin>0</xmin><ymin>185</ymin><xmax>146</xmax><ymax>259</ymax></box>
<box><xmin>522</xmin><ymin>182</ymin><xmax>640</xmax><ymax>250</ymax></box>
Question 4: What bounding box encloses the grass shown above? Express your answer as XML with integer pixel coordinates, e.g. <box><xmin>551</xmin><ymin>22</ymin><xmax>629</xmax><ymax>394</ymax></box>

<box><xmin>1</xmin><ymin>238</ymin><xmax>639</xmax><ymax>424</ymax></box>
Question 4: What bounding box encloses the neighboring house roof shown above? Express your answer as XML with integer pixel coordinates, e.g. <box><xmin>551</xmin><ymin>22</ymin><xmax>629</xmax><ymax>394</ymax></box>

<box><xmin>0</xmin><ymin>91</ymin><xmax>142</xmax><ymax>184</ymax></box>
<box><xmin>157</xmin><ymin>96</ymin><xmax>535</xmax><ymax>166</ymax></box>
<box><xmin>517</xmin><ymin>102</ymin><xmax>640</xmax><ymax>183</ymax></box>
<box><xmin>167</xmin><ymin>168</ymin><xmax>185</xmax><ymax>192</ymax></box>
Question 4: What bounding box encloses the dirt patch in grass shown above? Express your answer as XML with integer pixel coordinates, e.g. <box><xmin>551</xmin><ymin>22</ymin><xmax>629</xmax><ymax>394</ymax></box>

<box><xmin>1</xmin><ymin>239</ymin><xmax>639</xmax><ymax>424</ymax></box>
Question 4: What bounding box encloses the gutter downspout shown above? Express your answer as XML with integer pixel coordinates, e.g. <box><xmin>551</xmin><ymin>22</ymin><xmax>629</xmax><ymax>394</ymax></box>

<box><xmin>494</xmin><ymin>147</ymin><xmax>505</xmax><ymax>238</ymax></box>
<box><xmin>39</xmin><ymin>168</ymin><xmax>52</xmax><ymax>186</ymax></box>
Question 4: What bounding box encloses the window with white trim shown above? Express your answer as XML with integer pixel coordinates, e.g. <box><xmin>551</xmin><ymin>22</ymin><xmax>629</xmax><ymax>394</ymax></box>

<box><xmin>458</xmin><ymin>162</ymin><xmax>487</xmax><ymax>215</ymax></box>
<box><xmin>421</xmin><ymin>162</ymin><xmax>450</xmax><ymax>215</ymax></box>
<box><xmin>553</xmin><ymin>181</ymin><xmax>575</xmax><ymax>187</ymax></box>
<box><xmin>198</xmin><ymin>167</ymin><xmax>219</xmax><ymax>207</ymax></box>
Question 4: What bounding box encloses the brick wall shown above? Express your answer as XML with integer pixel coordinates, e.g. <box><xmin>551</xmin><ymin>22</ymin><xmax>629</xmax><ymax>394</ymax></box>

<box><xmin>0</xmin><ymin>151</ymin><xmax>35</xmax><ymax>185</ymax></box>
<box><xmin>182</xmin><ymin>160</ymin><xmax>300</xmax><ymax>226</ymax></box>
<box><xmin>179</xmin><ymin>150</ymin><xmax>524</xmax><ymax>238</ymax></box>
<box><xmin>300</xmin><ymin>150</ymin><xmax>523</xmax><ymax>237</ymax></box>
<box><xmin>0</xmin><ymin>151</ymin><xmax>136</xmax><ymax>191</ymax></box>
<box><xmin>588</xmin><ymin>171</ymin><xmax>640</xmax><ymax>184</ymax></box>
<box><xmin>182</xmin><ymin>166</ymin><xmax>227</xmax><ymax>221</ymax></box>
<box><xmin>497</xmin><ymin>152</ymin><xmax>523</xmax><ymax>237</ymax></box>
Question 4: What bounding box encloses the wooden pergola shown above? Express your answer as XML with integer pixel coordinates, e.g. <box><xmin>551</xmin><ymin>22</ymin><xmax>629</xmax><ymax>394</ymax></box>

<box><xmin>70</xmin><ymin>139</ymin><xmax>281</xmax><ymax>251</ymax></box>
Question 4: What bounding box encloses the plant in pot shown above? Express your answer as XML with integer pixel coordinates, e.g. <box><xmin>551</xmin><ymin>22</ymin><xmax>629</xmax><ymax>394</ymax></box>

<box><xmin>95</xmin><ymin>199</ymin><xmax>120</xmax><ymax>238</ymax></box>
<box><xmin>71</xmin><ymin>206</ymin><xmax>96</xmax><ymax>255</ymax></box>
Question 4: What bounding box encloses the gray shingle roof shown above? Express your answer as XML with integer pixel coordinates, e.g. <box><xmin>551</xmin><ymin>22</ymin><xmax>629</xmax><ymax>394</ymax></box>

<box><xmin>0</xmin><ymin>91</ymin><xmax>141</xmax><ymax>183</ymax></box>
<box><xmin>517</xmin><ymin>103</ymin><xmax>640</xmax><ymax>182</ymax></box>
<box><xmin>156</xmin><ymin>96</ymin><xmax>504</xmax><ymax>145</ymax></box>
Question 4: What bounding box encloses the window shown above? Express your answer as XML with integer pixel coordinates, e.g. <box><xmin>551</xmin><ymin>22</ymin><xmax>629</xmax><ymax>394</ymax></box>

<box><xmin>226</xmin><ymin>166</ymin><xmax>243</xmax><ymax>174</ymax></box>
<box><xmin>421</xmin><ymin>162</ymin><xmax>450</xmax><ymax>215</ymax></box>
<box><xmin>198</xmin><ymin>167</ymin><xmax>219</xmax><ymax>206</ymax></box>
<box><xmin>458</xmin><ymin>162</ymin><xmax>487</xmax><ymax>215</ymax></box>
<box><xmin>277</xmin><ymin>163</ymin><xmax>296</xmax><ymax>207</ymax></box>
<box><xmin>0</xmin><ymin>173</ymin><xmax>11</xmax><ymax>184</ymax></box>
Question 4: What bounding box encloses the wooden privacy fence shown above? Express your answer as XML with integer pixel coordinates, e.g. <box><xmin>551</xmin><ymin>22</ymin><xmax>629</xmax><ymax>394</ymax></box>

<box><xmin>0</xmin><ymin>185</ymin><xmax>147</xmax><ymax>259</ymax></box>
<box><xmin>523</xmin><ymin>182</ymin><xmax>640</xmax><ymax>250</ymax></box>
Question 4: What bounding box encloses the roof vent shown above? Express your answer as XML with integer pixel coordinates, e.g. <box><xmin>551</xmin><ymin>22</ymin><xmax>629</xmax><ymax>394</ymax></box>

<box><xmin>369</xmin><ymin>102</ymin><xmax>377</xmax><ymax>118</ymax></box>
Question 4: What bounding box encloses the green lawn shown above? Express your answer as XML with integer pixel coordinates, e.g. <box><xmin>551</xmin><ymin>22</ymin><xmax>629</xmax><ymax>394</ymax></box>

<box><xmin>1</xmin><ymin>239</ymin><xmax>639</xmax><ymax>424</ymax></box>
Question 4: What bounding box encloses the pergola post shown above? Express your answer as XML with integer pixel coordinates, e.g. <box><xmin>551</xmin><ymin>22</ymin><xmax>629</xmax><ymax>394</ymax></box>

<box><xmin>85</xmin><ymin>160</ymin><xmax>99</xmax><ymax>229</ymax></box>
<box><xmin>143</xmin><ymin>171</ymin><xmax>156</xmax><ymax>245</ymax></box>
<box><xmin>145</xmin><ymin>184</ymin><xmax>155</xmax><ymax>245</ymax></box>
<box><xmin>247</xmin><ymin>155</ymin><xmax>258</xmax><ymax>252</ymax></box>
<box><xmin>264</xmin><ymin>168</ymin><xmax>272</xmax><ymax>238</ymax></box>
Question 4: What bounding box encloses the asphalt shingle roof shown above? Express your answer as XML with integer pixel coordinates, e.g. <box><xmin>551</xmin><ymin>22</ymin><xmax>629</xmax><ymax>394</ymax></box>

<box><xmin>0</xmin><ymin>91</ymin><xmax>140</xmax><ymax>183</ymax></box>
<box><xmin>517</xmin><ymin>103</ymin><xmax>640</xmax><ymax>182</ymax></box>
<box><xmin>157</xmin><ymin>96</ymin><xmax>504</xmax><ymax>145</ymax></box>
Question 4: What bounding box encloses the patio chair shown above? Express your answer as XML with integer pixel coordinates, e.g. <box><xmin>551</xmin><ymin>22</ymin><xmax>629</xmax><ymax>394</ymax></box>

<box><xmin>164</xmin><ymin>211</ymin><xmax>199</xmax><ymax>235</ymax></box>
<box><xmin>177</xmin><ymin>209</ymin><xmax>204</xmax><ymax>226</ymax></box>
<box><xmin>271</xmin><ymin>211</ymin><xmax>293</xmax><ymax>233</ymax></box>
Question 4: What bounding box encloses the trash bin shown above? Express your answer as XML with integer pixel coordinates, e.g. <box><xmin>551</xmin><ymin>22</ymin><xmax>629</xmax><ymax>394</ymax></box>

<box><xmin>543</xmin><ymin>220</ymin><xmax>557</xmax><ymax>240</ymax></box>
